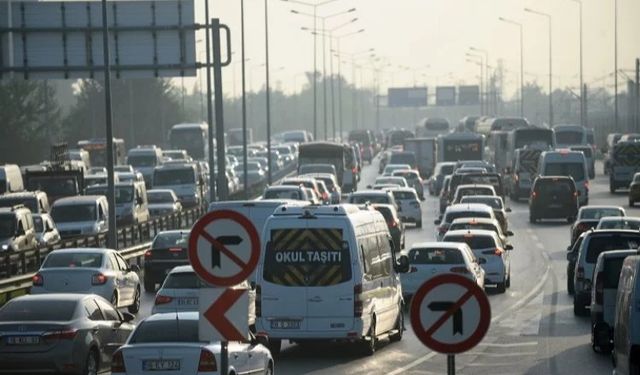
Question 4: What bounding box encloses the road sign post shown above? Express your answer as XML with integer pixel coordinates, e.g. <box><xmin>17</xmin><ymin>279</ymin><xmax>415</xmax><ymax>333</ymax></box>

<box><xmin>410</xmin><ymin>274</ymin><xmax>491</xmax><ymax>375</ymax></box>
<box><xmin>189</xmin><ymin>209</ymin><xmax>260</xmax><ymax>375</ymax></box>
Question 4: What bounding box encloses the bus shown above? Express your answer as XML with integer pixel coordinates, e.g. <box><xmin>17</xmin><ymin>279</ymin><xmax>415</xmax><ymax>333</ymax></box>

<box><xmin>506</xmin><ymin>127</ymin><xmax>554</xmax><ymax>162</ymax></box>
<box><xmin>459</xmin><ymin>116</ymin><xmax>480</xmax><ymax>133</ymax></box>
<box><xmin>553</xmin><ymin>124</ymin><xmax>587</xmax><ymax>147</ymax></box>
<box><xmin>416</xmin><ymin>118</ymin><xmax>450</xmax><ymax>138</ymax></box>
<box><xmin>169</xmin><ymin>123</ymin><xmax>209</xmax><ymax>160</ymax></box>
<box><xmin>437</xmin><ymin>132</ymin><xmax>485</xmax><ymax>162</ymax></box>
<box><xmin>77</xmin><ymin>138</ymin><xmax>126</xmax><ymax>167</ymax></box>
<box><xmin>487</xmin><ymin>131</ymin><xmax>509</xmax><ymax>173</ymax></box>
<box><xmin>227</xmin><ymin>127</ymin><xmax>253</xmax><ymax>147</ymax></box>
<box><xmin>298</xmin><ymin>142</ymin><xmax>354</xmax><ymax>191</ymax></box>
<box><xmin>478</xmin><ymin>117</ymin><xmax>529</xmax><ymax>136</ymax></box>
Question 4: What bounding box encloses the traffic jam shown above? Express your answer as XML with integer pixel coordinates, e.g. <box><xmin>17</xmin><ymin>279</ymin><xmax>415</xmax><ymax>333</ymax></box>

<box><xmin>0</xmin><ymin>117</ymin><xmax>639</xmax><ymax>374</ymax></box>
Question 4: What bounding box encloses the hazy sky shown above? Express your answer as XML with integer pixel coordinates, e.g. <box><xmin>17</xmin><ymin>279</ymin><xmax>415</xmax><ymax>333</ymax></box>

<box><xmin>195</xmin><ymin>0</ymin><xmax>640</xmax><ymax>99</ymax></box>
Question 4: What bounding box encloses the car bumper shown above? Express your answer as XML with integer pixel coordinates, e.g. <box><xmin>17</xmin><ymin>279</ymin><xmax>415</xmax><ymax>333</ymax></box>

<box><xmin>0</xmin><ymin>344</ymin><xmax>84</xmax><ymax>374</ymax></box>
<box><xmin>145</xmin><ymin>262</ymin><xmax>189</xmax><ymax>282</ymax></box>
<box><xmin>257</xmin><ymin>318</ymin><xmax>366</xmax><ymax>340</ymax></box>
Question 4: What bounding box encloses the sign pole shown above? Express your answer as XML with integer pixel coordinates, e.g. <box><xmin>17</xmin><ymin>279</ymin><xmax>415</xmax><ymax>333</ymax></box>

<box><xmin>447</xmin><ymin>354</ymin><xmax>455</xmax><ymax>375</ymax></box>
<box><xmin>212</xmin><ymin>18</ymin><xmax>228</xmax><ymax>200</ymax></box>
<box><xmin>221</xmin><ymin>340</ymin><xmax>229</xmax><ymax>375</ymax></box>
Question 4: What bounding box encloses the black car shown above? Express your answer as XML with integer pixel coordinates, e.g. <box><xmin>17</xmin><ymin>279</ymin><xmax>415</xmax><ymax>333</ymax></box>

<box><xmin>569</xmin><ymin>205</ymin><xmax>626</xmax><ymax>244</ymax></box>
<box><xmin>529</xmin><ymin>176</ymin><xmax>579</xmax><ymax>223</ymax></box>
<box><xmin>143</xmin><ymin>230</ymin><xmax>190</xmax><ymax>292</ymax></box>
<box><xmin>566</xmin><ymin>231</ymin><xmax>587</xmax><ymax>295</ymax></box>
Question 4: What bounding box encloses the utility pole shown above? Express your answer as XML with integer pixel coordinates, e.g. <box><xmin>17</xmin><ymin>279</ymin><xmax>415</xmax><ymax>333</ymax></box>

<box><xmin>614</xmin><ymin>0</ymin><xmax>619</xmax><ymax>131</ymax></box>
<box><xmin>636</xmin><ymin>58</ymin><xmax>640</xmax><ymax>132</ymax></box>
<box><xmin>264</xmin><ymin>0</ymin><xmax>272</xmax><ymax>184</ymax></box>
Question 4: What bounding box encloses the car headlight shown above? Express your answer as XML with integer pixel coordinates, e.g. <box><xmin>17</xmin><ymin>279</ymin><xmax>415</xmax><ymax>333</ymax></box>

<box><xmin>1</xmin><ymin>244</ymin><xmax>11</xmax><ymax>252</ymax></box>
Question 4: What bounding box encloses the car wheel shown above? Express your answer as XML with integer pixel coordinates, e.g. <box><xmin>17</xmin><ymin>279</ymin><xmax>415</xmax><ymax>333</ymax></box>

<box><xmin>83</xmin><ymin>350</ymin><xmax>98</xmax><ymax>375</ymax></box>
<box><xmin>389</xmin><ymin>306</ymin><xmax>404</xmax><ymax>343</ymax></box>
<box><xmin>110</xmin><ymin>292</ymin><xmax>118</xmax><ymax>308</ymax></box>
<box><xmin>496</xmin><ymin>280</ymin><xmax>506</xmax><ymax>293</ymax></box>
<box><xmin>265</xmin><ymin>362</ymin><xmax>274</xmax><ymax>375</ymax></box>
<box><xmin>361</xmin><ymin>318</ymin><xmax>377</xmax><ymax>356</ymax></box>
<box><xmin>144</xmin><ymin>277</ymin><xmax>156</xmax><ymax>293</ymax></box>
<box><xmin>506</xmin><ymin>272</ymin><xmax>511</xmax><ymax>288</ymax></box>
<box><xmin>416</xmin><ymin>220</ymin><xmax>422</xmax><ymax>229</ymax></box>
<box><xmin>128</xmin><ymin>287</ymin><xmax>141</xmax><ymax>314</ymax></box>
<box><xmin>267</xmin><ymin>338</ymin><xmax>281</xmax><ymax>358</ymax></box>
<box><xmin>573</xmin><ymin>297</ymin><xmax>588</xmax><ymax>316</ymax></box>
<box><xmin>567</xmin><ymin>277</ymin><xmax>575</xmax><ymax>295</ymax></box>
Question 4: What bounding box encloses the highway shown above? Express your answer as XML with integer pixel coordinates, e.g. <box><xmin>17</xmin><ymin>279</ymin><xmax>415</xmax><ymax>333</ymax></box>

<box><xmin>131</xmin><ymin>157</ymin><xmax>629</xmax><ymax>374</ymax></box>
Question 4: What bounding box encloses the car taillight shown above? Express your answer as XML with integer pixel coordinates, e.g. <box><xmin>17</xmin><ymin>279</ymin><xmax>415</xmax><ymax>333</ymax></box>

<box><xmin>198</xmin><ymin>349</ymin><xmax>217</xmax><ymax>372</ymax></box>
<box><xmin>595</xmin><ymin>272</ymin><xmax>604</xmax><ymax>304</ymax></box>
<box><xmin>531</xmin><ymin>191</ymin><xmax>537</xmax><ymax>199</ymax></box>
<box><xmin>515</xmin><ymin>174</ymin><xmax>519</xmax><ymax>182</ymax></box>
<box><xmin>494</xmin><ymin>248</ymin><xmax>504</xmax><ymax>256</ymax></box>
<box><xmin>91</xmin><ymin>273</ymin><xmax>108</xmax><ymax>285</ymax></box>
<box><xmin>154</xmin><ymin>295</ymin><xmax>173</xmax><ymax>305</ymax></box>
<box><xmin>409</xmin><ymin>266</ymin><xmax>418</xmax><ymax>273</ymax></box>
<box><xmin>354</xmin><ymin>284</ymin><xmax>363</xmax><ymax>317</ymax></box>
<box><xmin>576</xmin><ymin>266</ymin><xmax>585</xmax><ymax>280</ymax></box>
<box><xmin>32</xmin><ymin>273</ymin><xmax>43</xmax><ymax>286</ymax></box>
<box><xmin>255</xmin><ymin>284</ymin><xmax>262</xmax><ymax>318</ymax></box>
<box><xmin>352</xmin><ymin>167</ymin><xmax>357</xmax><ymax>173</ymax></box>
<box><xmin>144</xmin><ymin>250</ymin><xmax>152</xmax><ymax>258</ymax></box>
<box><xmin>111</xmin><ymin>350</ymin><xmax>126</xmax><ymax>373</ymax></box>
<box><xmin>388</xmin><ymin>220</ymin><xmax>398</xmax><ymax>228</ymax></box>
<box><xmin>450</xmin><ymin>266</ymin><xmax>470</xmax><ymax>274</ymax></box>
<box><xmin>42</xmin><ymin>328</ymin><xmax>78</xmax><ymax>340</ymax></box>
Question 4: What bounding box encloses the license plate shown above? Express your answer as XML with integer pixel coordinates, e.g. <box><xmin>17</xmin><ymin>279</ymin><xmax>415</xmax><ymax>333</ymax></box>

<box><xmin>270</xmin><ymin>319</ymin><xmax>301</xmax><ymax>329</ymax></box>
<box><xmin>548</xmin><ymin>203</ymin><xmax>562</xmax><ymax>208</ymax></box>
<box><xmin>177</xmin><ymin>297</ymin><xmax>198</xmax><ymax>306</ymax></box>
<box><xmin>143</xmin><ymin>359</ymin><xmax>181</xmax><ymax>371</ymax></box>
<box><xmin>6</xmin><ymin>336</ymin><xmax>40</xmax><ymax>345</ymax></box>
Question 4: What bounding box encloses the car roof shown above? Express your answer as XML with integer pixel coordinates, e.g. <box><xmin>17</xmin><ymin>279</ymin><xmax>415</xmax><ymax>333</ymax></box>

<box><xmin>446</xmin><ymin>203</ymin><xmax>494</xmax><ymax>213</ymax></box>
<box><xmin>49</xmin><ymin>247</ymin><xmax>115</xmax><ymax>255</ymax></box>
<box><xmin>53</xmin><ymin>196</ymin><xmax>105</xmax><ymax>205</ymax></box>
<box><xmin>456</xmin><ymin>184</ymin><xmax>494</xmax><ymax>190</ymax></box>
<box><xmin>351</xmin><ymin>190</ymin><xmax>389</xmax><ymax>196</ymax></box>
<box><xmin>266</xmin><ymin>185</ymin><xmax>303</xmax><ymax>190</ymax></box>
<box><xmin>10</xmin><ymin>293</ymin><xmax>99</xmax><ymax>303</ymax></box>
<box><xmin>143</xmin><ymin>311</ymin><xmax>199</xmax><ymax>322</ymax></box>
<box><xmin>598</xmin><ymin>249</ymin><xmax>639</xmax><ymax>260</ymax></box>
<box><xmin>410</xmin><ymin>242</ymin><xmax>469</xmax><ymax>250</ymax></box>
<box><xmin>168</xmin><ymin>265</ymin><xmax>194</xmax><ymax>274</ymax></box>
<box><xmin>156</xmin><ymin>230</ymin><xmax>190</xmax><ymax>236</ymax></box>
<box><xmin>445</xmin><ymin>229</ymin><xmax>499</xmax><ymax>238</ymax></box>
<box><xmin>148</xmin><ymin>189</ymin><xmax>175</xmax><ymax>194</ymax></box>
<box><xmin>580</xmin><ymin>205</ymin><xmax>624</xmax><ymax>211</ymax></box>
<box><xmin>585</xmin><ymin>229</ymin><xmax>640</xmax><ymax>237</ymax></box>
<box><xmin>599</xmin><ymin>216</ymin><xmax>640</xmax><ymax>221</ymax></box>
<box><xmin>389</xmin><ymin>187</ymin><xmax>417</xmax><ymax>193</ymax></box>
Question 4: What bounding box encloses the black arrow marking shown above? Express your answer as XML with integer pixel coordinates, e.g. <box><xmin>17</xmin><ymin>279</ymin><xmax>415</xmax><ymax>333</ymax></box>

<box><xmin>210</xmin><ymin>236</ymin><xmax>243</xmax><ymax>268</ymax></box>
<box><xmin>428</xmin><ymin>301</ymin><xmax>463</xmax><ymax>335</ymax></box>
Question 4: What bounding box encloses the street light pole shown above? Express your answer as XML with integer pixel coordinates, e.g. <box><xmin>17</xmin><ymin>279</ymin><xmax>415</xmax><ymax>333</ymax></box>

<box><xmin>614</xmin><ymin>0</ymin><xmax>619</xmax><ymax>131</ymax></box>
<box><xmin>264</xmin><ymin>0</ymin><xmax>272</xmax><ymax>185</ymax></box>
<box><xmin>525</xmin><ymin>8</ymin><xmax>553</xmax><ymax>126</ymax></box>
<box><xmin>241</xmin><ymin>0</ymin><xmax>248</xmax><ymax>197</ymax></box>
<box><xmin>466</xmin><ymin>52</ymin><xmax>485</xmax><ymax>115</ymax></box>
<box><xmin>498</xmin><ymin>17</ymin><xmax>524</xmax><ymax>117</ymax></box>
<box><xmin>570</xmin><ymin>0</ymin><xmax>584</xmax><ymax>126</ymax></box>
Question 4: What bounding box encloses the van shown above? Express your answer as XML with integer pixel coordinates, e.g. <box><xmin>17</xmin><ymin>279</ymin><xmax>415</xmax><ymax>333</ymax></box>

<box><xmin>529</xmin><ymin>176</ymin><xmax>579</xmax><ymax>223</ymax></box>
<box><xmin>570</xmin><ymin>145</ymin><xmax>595</xmax><ymax>179</ymax></box>
<box><xmin>256</xmin><ymin>204</ymin><xmax>409</xmax><ymax>356</ymax></box>
<box><xmin>613</xmin><ymin>255</ymin><xmax>640</xmax><ymax>374</ymax></box>
<box><xmin>0</xmin><ymin>205</ymin><xmax>37</xmax><ymax>255</ymax></box>
<box><xmin>85</xmin><ymin>182</ymin><xmax>149</xmax><ymax>225</ymax></box>
<box><xmin>153</xmin><ymin>163</ymin><xmax>202</xmax><ymax>208</ymax></box>
<box><xmin>0</xmin><ymin>191</ymin><xmax>50</xmax><ymax>214</ymax></box>
<box><xmin>538</xmin><ymin>150</ymin><xmax>589</xmax><ymax>206</ymax></box>
<box><xmin>0</xmin><ymin>164</ymin><xmax>24</xmax><ymax>194</ymax></box>
<box><xmin>590</xmin><ymin>249</ymin><xmax>637</xmax><ymax>354</ymax></box>
<box><xmin>50</xmin><ymin>195</ymin><xmax>109</xmax><ymax>238</ymax></box>
<box><xmin>573</xmin><ymin>230</ymin><xmax>640</xmax><ymax>316</ymax></box>
<box><xmin>127</xmin><ymin>145</ymin><xmax>164</xmax><ymax>187</ymax></box>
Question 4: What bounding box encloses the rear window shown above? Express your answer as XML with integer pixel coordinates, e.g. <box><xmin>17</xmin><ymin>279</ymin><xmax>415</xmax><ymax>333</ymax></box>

<box><xmin>43</xmin><ymin>253</ymin><xmax>103</xmax><ymax>268</ymax></box>
<box><xmin>350</xmin><ymin>195</ymin><xmax>390</xmax><ymax>205</ymax></box>
<box><xmin>265</xmin><ymin>189</ymin><xmax>302</xmax><ymax>200</ymax></box>
<box><xmin>392</xmin><ymin>191</ymin><xmax>417</xmax><ymax>200</ymax></box>
<box><xmin>458</xmin><ymin>188</ymin><xmax>494</xmax><ymax>197</ymax></box>
<box><xmin>580</xmin><ymin>208</ymin><xmax>624</xmax><ymax>220</ymax></box>
<box><xmin>0</xmin><ymin>300</ymin><xmax>76</xmax><ymax>321</ymax></box>
<box><xmin>536</xmin><ymin>180</ymin><xmax>575</xmax><ymax>195</ymax></box>
<box><xmin>445</xmin><ymin>211</ymin><xmax>491</xmax><ymax>223</ymax></box>
<box><xmin>603</xmin><ymin>257</ymin><xmax>626</xmax><ymax>289</ymax></box>
<box><xmin>443</xmin><ymin>235</ymin><xmax>496</xmax><ymax>249</ymax></box>
<box><xmin>544</xmin><ymin>162</ymin><xmax>585</xmax><ymax>181</ymax></box>
<box><xmin>163</xmin><ymin>272</ymin><xmax>204</xmax><ymax>289</ymax></box>
<box><xmin>460</xmin><ymin>197</ymin><xmax>502</xmax><ymax>209</ymax></box>
<box><xmin>586</xmin><ymin>235</ymin><xmax>640</xmax><ymax>263</ymax></box>
<box><xmin>408</xmin><ymin>248</ymin><xmax>464</xmax><ymax>265</ymax></box>
<box><xmin>263</xmin><ymin>228</ymin><xmax>351</xmax><ymax>286</ymax></box>
<box><xmin>449</xmin><ymin>223</ymin><xmax>497</xmax><ymax>233</ymax></box>
<box><xmin>599</xmin><ymin>220</ymin><xmax>640</xmax><ymax>230</ymax></box>
<box><xmin>152</xmin><ymin>232</ymin><xmax>189</xmax><ymax>249</ymax></box>
<box><xmin>130</xmin><ymin>319</ymin><xmax>200</xmax><ymax>343</ymax></box>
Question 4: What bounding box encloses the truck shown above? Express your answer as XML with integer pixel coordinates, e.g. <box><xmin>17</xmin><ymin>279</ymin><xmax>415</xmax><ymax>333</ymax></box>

<box><xmin>77</xmin><ymin>138</ymin><xmax>126</xmax><ymax>167</ymax></box>
<box><xmin>504</xmin><ymin>148</ymin><xmax>544</xmax><ymax>201</ymax></box>
<box><xmin>609</xmin><ymin>141</ymin><xmax>640</xmax><ymax>193</ymax></box>
<box><xmin>227</xmin><ymin>127</ymin><xmax>253</xmax><ymax>147</ymax></box>
<box><xmin>403</xmin><ymin>137</ymin><xmax>436</xmax><ymax>178</ymax></box>
<box><xmin>24</xmin><ymin>144</ymin><xmax>84</xmax><ymax>203</ymax></box>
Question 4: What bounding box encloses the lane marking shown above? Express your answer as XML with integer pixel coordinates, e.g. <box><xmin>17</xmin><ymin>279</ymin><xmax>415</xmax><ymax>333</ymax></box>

<box><xmin>462</xmin><ymin>351</ymin><xmax>537</xmax><ymax>357</ymax></box>
<box><xmin>477</xmin><ymin>341</ymin><xmax>538</xmax><ymax>348</ymax></box>
<box><xmin>389</xmin><ymin>261</ymin><xmax>549</xmax><ymax>375</ymax></box>
<box><xmin>466</xmin><ymin>361</ymin><xmax>526</xmax><ymax>367</ymax></box>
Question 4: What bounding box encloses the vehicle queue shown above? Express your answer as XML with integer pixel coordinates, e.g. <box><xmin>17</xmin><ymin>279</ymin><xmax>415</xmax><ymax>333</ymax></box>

<box><xmin>2</xmin><ymin>119</ymin><xmax>640</xmax><ymax>374</ymax></box>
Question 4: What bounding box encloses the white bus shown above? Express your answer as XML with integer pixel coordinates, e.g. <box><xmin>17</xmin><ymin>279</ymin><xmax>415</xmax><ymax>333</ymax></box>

<box><xmin>553</xmin><ymin>124</ymin><xmax>587</xmax><ymax>148</ymax></box>
<box><xmin>437</xmin><ymin>132</ymin><xmax>485</xmax><ymax>162</ymax></box>
<box><xmin>169</xmin><ymin>123</ymin><xmax>209</xmax><ymax>161</ymax></box>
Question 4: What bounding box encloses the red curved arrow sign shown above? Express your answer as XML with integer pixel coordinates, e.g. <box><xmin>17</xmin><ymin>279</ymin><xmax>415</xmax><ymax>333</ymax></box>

<box><xmin>203</xmin><ymin>289</ymin><xmax>246</xmax><ymax>342</ymax></box>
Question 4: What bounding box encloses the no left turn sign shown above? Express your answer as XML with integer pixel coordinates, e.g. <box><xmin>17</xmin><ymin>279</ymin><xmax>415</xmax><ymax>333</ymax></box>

<box><xmin>410</xmin><ymin>274</ymin><xmax>491</xmax><ymax>354</ymax></box>
<box><xmin>188</xmin><ymin>210</ymin><xmax>261</xmax><ymax>287</ymax></box>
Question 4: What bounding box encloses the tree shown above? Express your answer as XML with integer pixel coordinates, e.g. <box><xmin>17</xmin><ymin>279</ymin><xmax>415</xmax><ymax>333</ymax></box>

<box><xmin>0</xmin><ymin>79</ymin><xmax>61</xmax><ymax>164</ymax></box>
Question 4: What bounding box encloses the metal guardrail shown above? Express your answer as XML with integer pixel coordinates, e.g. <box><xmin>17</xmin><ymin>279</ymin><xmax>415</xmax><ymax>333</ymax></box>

<box><xmin>0</xmin><ymin>161</ymin><xmax>297</xmax><ymax>306</ymax></box>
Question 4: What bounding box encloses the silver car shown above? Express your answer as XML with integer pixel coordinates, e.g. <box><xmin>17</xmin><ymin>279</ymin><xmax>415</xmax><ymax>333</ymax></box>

<box><xmin>0</xmin><ymin>293</ymin><xmax>135</xmax><ymax>375</ymax></box>
<box><xmin>31</xmin><ymin>248</ymin><xmax>142</xmax><ymax>314</ymax></box>
<box><xmin>32</xmin><ymin>213</ymin><xmax>61</xmax><ymax>247</ymax></box>
<box><xmin>147</xmin><ymin>189</ymin><xmax>183</xmax><ymax>217</ymax></box>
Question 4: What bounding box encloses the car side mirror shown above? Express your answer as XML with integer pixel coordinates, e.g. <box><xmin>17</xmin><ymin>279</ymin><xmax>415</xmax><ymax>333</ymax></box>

<box><xmin>506</xmin><ymin>230</ymin><xmax>514</xmax><ymax>236</ymax></box>
<box><xmin>130</xmin><ymin>264</ymin><xmax>141</xmax><ymax>273</ymax></box>
<box><xmin>434</xmin><ymin>219</ymin><xmax>441</xmax><ymax>225</ymax></box>
<box><xmin>506</xmin><ymin>207</ymin><xmax>512</xmax><ymax>213</ymax></box>
<box><xmin>121</xmin><ymin>312</ymin><xmax>135</xmax><ymax>323</ymax></box>
<box><xmin>505</xmin><ymin>244</ymin><xmax>514</xmax><ymax>251</ymax></box>
<box><xmin>395</xmin><ymin>255</ymin><xmax>410</xmax><ymax>273</ymax></box>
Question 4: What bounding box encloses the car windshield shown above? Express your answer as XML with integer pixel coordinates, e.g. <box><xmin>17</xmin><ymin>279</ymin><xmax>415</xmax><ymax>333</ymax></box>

<box><xmin>154</xmin><ymin>169</ymin><xmax>195</xmax><ymax>185</ymax></box>
<box><xmin>148</xmin><ymin>192</ymin><xmax>174</xmax><ymax>204</ymax></box>
<box><xmin>460</xmin><ymin>197</ymin><xmax>503</xmax><ymax>209</ymax></box>
<box><xmin>85</xmin><ymin>186</ymin><xmax>134</xmax><ymax>204</ymax></box>
<box><xmin>33</xmin><ymin>216</ymin><xmax>44</xmax><ymax>233</ymax></box>
<box><xmin>409</xmin><ymin>248</ymin><xmax>465</xmax><ymax>264</ymax></box>
<box><xmin>350</xmin><ymin>195</ymin><xmax>390</xmax><ymax>204</ymax></box>
<box><xmin>127</xmin><ymin>154</ymin><xmax>157</xmax><ymax>167</ymax></box>
<box><xmin>392</xmin><ymin>191</ymin><xmax>417</xmax><ymax>200</ymax></box>
<box><xmin>544</xmin><ymin>162</ymin><xmax>585</xmax><ymax>181</ymax></box>
<box><xmin>580</xmin><ymin>208</ymin><xmax>623</xmax><ymax>220</ymax></box>
<box><xmin>130</xmin><ymin>319</ymin><xmax>200</xmax><ymax>343</ymax></box>
<box><xmin>0</xmin><ymin>216</ymin><xmax>15</xmax><ymax>238</ymax></box>
<box><xmin>0</xmin><ymin>300</ymin><xmax>77</xmax><ymax>321</ymax></box>
<box><xmin>43</xmin><ymin>252</ymin><xmax>103</xmax><ymax>268</ymax></box>
<box><xmin>163</xmin><ymin>272</ymin><xmax>205</xmax><ymax>289</ymax></box>
<box><xmin>51</xmin><ymin>204</ymin><xmax>97</xmax><ymax>223</ymax></box>
<box><xmin>599</xmin><ymin>219</ymin><xmax>640</xmax><ymax>230</ymax></box>
<box><xmin>586</xmin><ymin>234</ymin><xmax>640</xmax><ymax>263</ymax></box>
<box><xmin>265</xmin><ymin>189</ymin><xmax>302</xmax><ymax>200</ymax></box>
<box><xmin>0</xmin><ymin>197</ymin><xmax>37</xmax><ymax>213</ymax></box>
<box><xmin>443</xmin><ymin>235</ymin><xmax>496</xmax><ymax>249</ymax></box>
<box><xmin>153</xmin><ymin>232</ymin><xmax>189</xmax><ymax>249</ymax></box>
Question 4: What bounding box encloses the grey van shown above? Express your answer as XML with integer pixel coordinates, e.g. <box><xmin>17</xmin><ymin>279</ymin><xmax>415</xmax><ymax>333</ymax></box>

<box><xmin>51</xmin><ymin>196</ymin><xmax>109</xmax><ymax>238</ymax></box>
<box><xmin>85</xmin><ymin>182</ymin><xmax>149</xmax><ymax>226</ymax></box>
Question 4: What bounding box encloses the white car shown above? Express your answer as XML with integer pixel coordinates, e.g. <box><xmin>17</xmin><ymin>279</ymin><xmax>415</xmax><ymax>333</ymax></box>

<box><xmin>31</xmin><ymin>248</ymin><xmax>141</xmax><ymax>313</ymax></box>
<box><xmin>374</xmin><ymin>176</ymin><xmax>409</xmax><ymax>188</ymax></box>
<box><xmin>596</xmin><ymin>216</ymin><xmax>640</xmax><ymax>230</ymax></box>
<box><xmin>389</xmin><ymin>187</ymin><xmax>422</xmax><ymax>227</ymax></box>
<box><xmin>442</xmin><ymin>229</ymin><xmax>512</xmax><ymax>293</ymax></box>
<box><xmin>111</xmin><ymin>312</ymin><xmax>273</xmax><ymax>375</ymax></box>
<box><xmin>434</xmin><ymin>203</ymin><xmax>496</xmax><ymax>241</ymax></box>
<box><xmin>383</xmin><ymin>164</ymin><xmax>412</xmax><ymax>176</ymax></box>
<box><xmin>152</xmin><ymin>265</ymin><xmax>256</xmax><ymax>327</ymax></box>
<box><xmin>401</xmin><ymin>242</ymin><xmax>485</xmax><ymax>299</ymax></box>
<box><xmin>32</xmin><ymin>213</ymin><xmax>61</xmax><ymax>247</ymax></box>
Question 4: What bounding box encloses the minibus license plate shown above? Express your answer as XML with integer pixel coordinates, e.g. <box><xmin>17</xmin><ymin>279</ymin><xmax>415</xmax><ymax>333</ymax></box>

<box><xmin>271</xmin><ymin>320</ymin><xmax>301</xmax><ymax>329</ymax></box>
